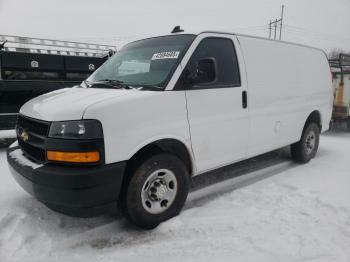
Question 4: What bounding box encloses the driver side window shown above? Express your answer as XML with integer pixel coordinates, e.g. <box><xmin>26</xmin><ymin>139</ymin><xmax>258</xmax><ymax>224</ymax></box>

<box><xmin>176</xmin><ymin>37</ymin><xmax>241</xmax><ymax>89</ymax></box>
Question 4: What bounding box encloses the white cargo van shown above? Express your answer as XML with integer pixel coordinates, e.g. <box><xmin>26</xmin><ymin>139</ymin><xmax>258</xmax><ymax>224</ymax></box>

<box><xmin>7</xmin><ymin>30</ymin><xmax>333</xmax><ymax>229</ymax></box>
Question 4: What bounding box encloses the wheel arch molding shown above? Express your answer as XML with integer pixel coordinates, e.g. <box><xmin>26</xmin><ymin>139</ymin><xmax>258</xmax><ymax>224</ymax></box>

<box><xmin>126</xmin><ymin>137</ymin><xmax>196</xmax><ymax>177</ymax></box>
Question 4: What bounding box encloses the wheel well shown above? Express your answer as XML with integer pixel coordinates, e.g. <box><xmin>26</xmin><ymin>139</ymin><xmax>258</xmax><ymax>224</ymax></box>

<box><xmin>126</xmin><ymin>139</ymin><xmax>193</xmax><ymax>176</ymax></box>
<box><xmin>305</xmin><ymin>111</ymin><xmax>322</xmax><ymax>130</ymax></box>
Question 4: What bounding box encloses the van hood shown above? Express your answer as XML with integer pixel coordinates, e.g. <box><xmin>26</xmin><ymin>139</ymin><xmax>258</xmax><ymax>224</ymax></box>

<box><xmin>20</xmin><ymin>87</ymin><xmax>136</xmax><ymax>121</ymax></box>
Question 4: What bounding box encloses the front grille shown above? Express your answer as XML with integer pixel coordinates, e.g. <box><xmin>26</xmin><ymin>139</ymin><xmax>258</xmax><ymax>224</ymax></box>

<box><xmin>16</xmin><ymin>115</ymin><xmax>51</xmax><ymax>163</ymax></box>
<box><xmin>18</xmin><ymin>138</ymin><xmax>46</xmax><ymax>162</ymax></box>
<box><xmin>17</xmin><ymin>115</ymin><xmax>50</xmax><ymax>136</ymax></box>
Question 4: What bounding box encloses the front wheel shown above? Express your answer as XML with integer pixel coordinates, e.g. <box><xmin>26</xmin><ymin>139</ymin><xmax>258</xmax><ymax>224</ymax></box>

<box><xmin>291</xmin><ymin>122</ymin><xmax>320</xmax><ymax>163</ymax></box>
<box><xmin>122</xmin><ymin>153</ymin><xmax>189</xmax><ymax>229</ymax></box>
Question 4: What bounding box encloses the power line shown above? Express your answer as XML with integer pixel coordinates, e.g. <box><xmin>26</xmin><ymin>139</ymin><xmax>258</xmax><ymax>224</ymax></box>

<box><xmin>282</xmin><ymin>28</ymin><xmax>350</xmax><ymax>46</ymax></box>
<box><xmin>284</xmin><ymin>25</ymin><xmax>350</xmax><ymax>42</ymax></box>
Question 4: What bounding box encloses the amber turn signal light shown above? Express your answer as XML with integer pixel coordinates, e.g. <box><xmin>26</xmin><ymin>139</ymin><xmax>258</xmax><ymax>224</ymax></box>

<box><xmin>47</xmin><ymin>151</ymin><xmax>100</xmax><ymax>163</ymax></box>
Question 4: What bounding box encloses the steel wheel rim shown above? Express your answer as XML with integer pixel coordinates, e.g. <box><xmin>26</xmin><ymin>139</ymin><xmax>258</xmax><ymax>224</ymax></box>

<box><xmin>141</xmin><ymin>169</ymin><xmax>178</xmax><ymax>214</ymax></box>
<box><xmin>305</xmin><ymin>130</ymin><xmax>316</xmax><ymax>155</ymax></box>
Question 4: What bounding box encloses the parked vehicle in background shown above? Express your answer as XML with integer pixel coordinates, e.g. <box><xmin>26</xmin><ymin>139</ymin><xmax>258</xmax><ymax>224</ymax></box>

<box><xmin>7</xmin><ymin>29</ymin><xmax>333</xmax><ymax>229</ymax></box>
<box><xmin>0</xmin><ymin>35</ymin><xmax>115</xmax><ymax>130</ymax></box>
<box><xmin>329</xmin><ymin>54</ymin><xmax>350</xmax><ymax>131</ymax></box>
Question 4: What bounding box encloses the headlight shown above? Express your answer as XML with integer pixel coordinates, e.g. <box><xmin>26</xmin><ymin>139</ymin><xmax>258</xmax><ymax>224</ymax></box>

<box><xmin>49</xmin><ymin>120</ymin><xmax>103</xmax><ymax>139</ymax></box>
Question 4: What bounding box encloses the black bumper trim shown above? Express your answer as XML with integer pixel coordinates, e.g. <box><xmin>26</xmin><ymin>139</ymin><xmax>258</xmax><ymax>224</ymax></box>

<box><xmin>7</xmin><ymin>146</ymin><xmax>126</xmax><ymax>216</ymax></box>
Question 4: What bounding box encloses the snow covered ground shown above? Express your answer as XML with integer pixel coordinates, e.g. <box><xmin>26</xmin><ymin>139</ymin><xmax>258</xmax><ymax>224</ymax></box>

<box><xmin>0</xmin><ymin>130</ymin><xmax>16</xmax><ymax>140</ymax></box>
<box><xmin>0</xmin><ymin>130</ymin><xmax>16</xmax><ymax>148</ymax></box>
<box><xmin>0</xmin><ymin>132</ymin><xmax>349</xmax><ymax>262</ymax></box>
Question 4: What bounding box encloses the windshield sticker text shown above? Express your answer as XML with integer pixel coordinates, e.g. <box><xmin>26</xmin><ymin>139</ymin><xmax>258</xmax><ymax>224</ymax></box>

<box><xmin>151</xmin><ymin>51</ymin><xmax>180</xmax><ymax>60</ymax></box>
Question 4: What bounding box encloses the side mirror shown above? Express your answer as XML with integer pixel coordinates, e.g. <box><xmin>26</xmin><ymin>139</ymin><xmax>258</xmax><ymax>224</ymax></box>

<box><xmin>191</xmin><ymin>58</ymin><xmax>217</xmax><ymax>85</ymax></box>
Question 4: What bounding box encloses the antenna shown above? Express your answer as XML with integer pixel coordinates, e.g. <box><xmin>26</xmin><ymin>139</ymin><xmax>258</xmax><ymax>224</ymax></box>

<box><xmin>171</xmin><ymin>26</ymin><xmax>184</xmax><ymax>34</ymax></box>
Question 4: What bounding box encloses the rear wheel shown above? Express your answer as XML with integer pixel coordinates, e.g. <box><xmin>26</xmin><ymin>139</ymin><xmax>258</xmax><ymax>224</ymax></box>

<box><xmin>122</xmin><ymin>153</ymin><xmax>189</xmax><ymax>229</ymax></box>
<box><xmin>291</xmin><ymin>122</ymin><xmax>320</xmax><ymax>163</ymax></box>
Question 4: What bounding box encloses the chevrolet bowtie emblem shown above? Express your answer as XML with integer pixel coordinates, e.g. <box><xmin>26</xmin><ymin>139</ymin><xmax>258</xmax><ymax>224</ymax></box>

<box><xmin>20</xmin><ymin>130</ymin><xmax>29</xmax><ymax>142</ymax></box>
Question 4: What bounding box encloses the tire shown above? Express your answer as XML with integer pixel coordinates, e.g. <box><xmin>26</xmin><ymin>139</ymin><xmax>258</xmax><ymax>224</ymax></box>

<box><xmin>347</xmin><ymin>117</ymin><xmax>350</xmax><ymax>132</ymax></box>
<box><xmin>122</xmin><ymin>153</ymin><xmax>189</xmax><ymax>229</ymax></box>
<box><xmin>291</xmin><ymin>122</ymin><xmax>320</xmax><ymax>163</ymax></box>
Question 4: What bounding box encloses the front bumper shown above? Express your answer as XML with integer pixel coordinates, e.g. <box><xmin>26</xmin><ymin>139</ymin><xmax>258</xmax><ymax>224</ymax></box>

<box><xmin>7</xmin><ymin>144</ymin><xmax>126</xmax><ymax>217</ymax></box>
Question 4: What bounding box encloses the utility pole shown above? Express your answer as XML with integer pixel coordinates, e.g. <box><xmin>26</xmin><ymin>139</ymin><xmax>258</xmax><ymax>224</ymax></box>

<box><xmin>268</xmin><ymin>5</ymin><xmax>285</xmax><ymax>40</ymax></box>
<box><xmin>279</xmin><ymin>4</ymin><xmax>285</xmax><ymax>40</ymax></box>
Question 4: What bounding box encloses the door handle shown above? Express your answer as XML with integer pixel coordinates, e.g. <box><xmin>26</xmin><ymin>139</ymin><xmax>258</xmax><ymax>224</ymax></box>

<box><xmin>242</xmin><ymin>91</ymin><xmax>247</xmax><ymax>109</ymax></box>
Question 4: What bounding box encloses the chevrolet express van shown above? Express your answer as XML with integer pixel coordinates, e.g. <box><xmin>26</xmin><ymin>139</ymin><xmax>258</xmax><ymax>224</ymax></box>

<box><xmin>7</xmin><ymin>30</ymin><xmax>333</xmax><ymax>229</ymax></box>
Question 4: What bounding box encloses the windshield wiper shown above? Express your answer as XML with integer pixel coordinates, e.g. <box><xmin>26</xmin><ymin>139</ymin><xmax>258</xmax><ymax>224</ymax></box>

<box><xmin>98</xmin><ymin>79</ymin><xmax>124</xmax><ymax>85</ymax></box>
<box><xmin>139</xmin><ymin>85</ymin><xmax>163</xmax><ymax>91</ymax></box>
<box><xmin>82</xmin><ymin>80</ymin><xmax>93</xmax><ymax>87</ymax></box>
<box><xmin>94</xmin><ymin>79</ymin><xmax>134</xmax><ymax>89</ymax></box>
<box><xmin>87</xmin><ymin>79</ymin><xmax>161</xmax><ymax>91</ymax></box>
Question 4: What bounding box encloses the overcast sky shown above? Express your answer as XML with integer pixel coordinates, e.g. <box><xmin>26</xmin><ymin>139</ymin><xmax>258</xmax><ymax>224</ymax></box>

<box><xmin>0</xmin><ymin>0</ymin><xmax>349</xmax><ymax>53</ymax></box>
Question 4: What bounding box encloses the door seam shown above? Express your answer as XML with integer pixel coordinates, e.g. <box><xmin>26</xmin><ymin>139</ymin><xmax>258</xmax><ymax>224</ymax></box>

<box><xmin>184</xmin><ymin>90</ymin><xmax>197</xmax><ymax>174</ymax></box>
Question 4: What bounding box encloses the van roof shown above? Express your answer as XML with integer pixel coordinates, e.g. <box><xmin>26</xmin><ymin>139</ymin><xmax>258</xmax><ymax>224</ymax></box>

<box><xmin>199</xmin><ymin>30</ymin><xmax>325</xmax><ymax>53</ymax></box>
<box><xmin>144</xmin><ymin>30</ymin><xmax>324</xmax><ymax>54</ymax></box>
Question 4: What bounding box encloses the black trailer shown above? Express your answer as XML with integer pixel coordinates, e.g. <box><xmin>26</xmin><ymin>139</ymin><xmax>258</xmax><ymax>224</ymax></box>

<box><xmin>0</xmin><ymin>35</ymin><xmax>115</xmax><ymax>130</ymax></box>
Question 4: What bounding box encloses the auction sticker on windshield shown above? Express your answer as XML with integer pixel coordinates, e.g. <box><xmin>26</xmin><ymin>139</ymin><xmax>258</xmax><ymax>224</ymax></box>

<box><xmin>151</xmin><ymin>51</ymin><xmax>180</xmax><ymax>60</ymax></box>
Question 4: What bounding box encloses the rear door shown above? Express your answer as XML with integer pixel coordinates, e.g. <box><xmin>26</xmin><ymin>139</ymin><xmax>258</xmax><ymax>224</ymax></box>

<box><xmin>175</xmin><ymin>34</ymin><xmax>249</xmax><ymax>174</ymax></box>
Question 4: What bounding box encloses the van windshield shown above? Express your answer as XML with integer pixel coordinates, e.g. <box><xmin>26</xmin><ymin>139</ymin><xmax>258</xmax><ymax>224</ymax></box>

<box><xmin>87</xmin><ymin>34</ymin><xmax>196</xmax><ymax>90</ymax></box>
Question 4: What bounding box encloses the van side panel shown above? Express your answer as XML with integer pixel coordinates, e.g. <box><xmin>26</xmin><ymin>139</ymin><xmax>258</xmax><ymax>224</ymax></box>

<box><xmin>237</xmin><ymin>36</ymin><xmax>332</xmax><ymax>157</ymax></box>
<box><xmin>294</xmin><ymin>46</ymin><xmax>333</xmax><ymax>131</ymax></box>
<box><xmin>83</xmin><ymin>91</ymin><xmax>194</xmax><ymax>169</ymax></box>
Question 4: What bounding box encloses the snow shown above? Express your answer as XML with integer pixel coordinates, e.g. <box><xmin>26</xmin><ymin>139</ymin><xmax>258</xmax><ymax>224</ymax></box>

<box><xmin>8</xmin><ymin>148</ymin><xmax>43</xmax><ymax>169</ymax></box>
<box><xmin>0</xmin><ymin>132</ymin><xmax>349</xmax><ymax>262</ymax></box>
<box><xmin>0</xmin><ymin>130</ymin><xmax>16</xmax><ymax>139</ymax></box>
<box><xmin>9</xmin><ymin>141</ymin><xmax>18</xmax><ymax>148</ymax></box>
